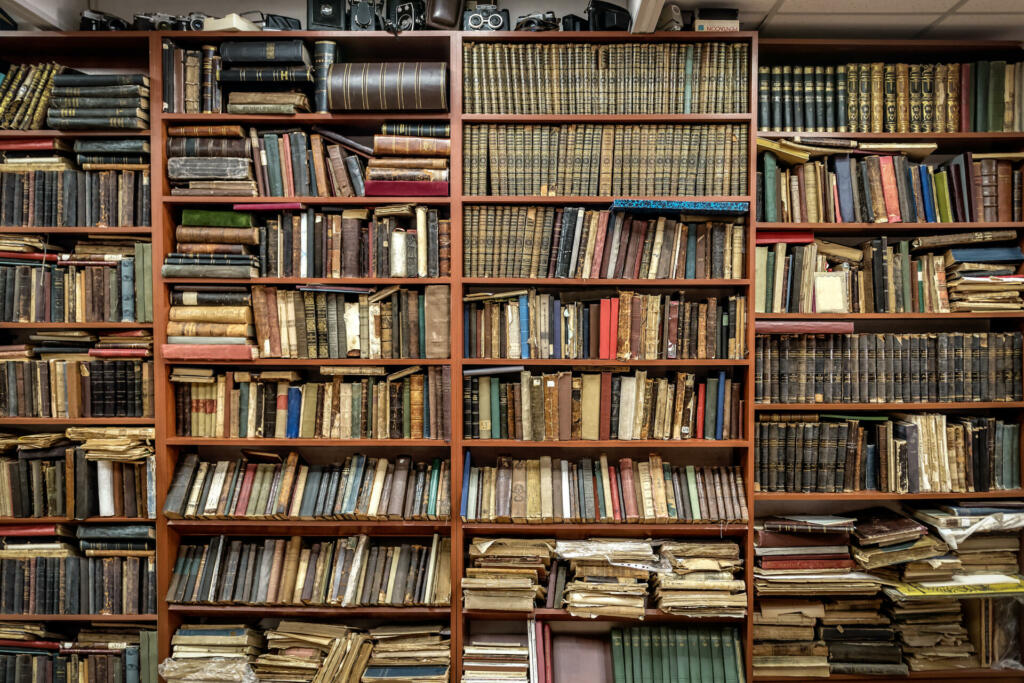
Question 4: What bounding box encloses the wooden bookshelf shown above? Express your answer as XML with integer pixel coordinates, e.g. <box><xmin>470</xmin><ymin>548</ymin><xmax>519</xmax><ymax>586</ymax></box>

<box><xmin>1</xmin><ymin>30</ymin><xmax>1020</xmax><ymax>683</ymax></box>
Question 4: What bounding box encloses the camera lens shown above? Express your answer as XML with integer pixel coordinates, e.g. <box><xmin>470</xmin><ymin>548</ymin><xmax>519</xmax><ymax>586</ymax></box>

<box><xmin>486</xmin><ymin>12</ymin><xmax>503</xmax><ymax>28</ymax></box>
<box><xmin>157</xmin><ymin>20</ymin><xmax>173</xmax><ymax>29</ymax></box>
<box><xmin>467</xmin><ymin>13</ymin><xmax>484</xmax><ymax>29</ymax></box>
<box><xmin>189</xmin><ymin>17</ymin><xmax>204</xmax><ymax>29</ymax></box>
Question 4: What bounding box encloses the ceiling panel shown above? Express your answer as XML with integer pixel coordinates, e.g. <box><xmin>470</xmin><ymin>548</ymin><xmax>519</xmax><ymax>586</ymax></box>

<box><xmin>926</xmin><ymin>13</ymin><xmax>1024</xmax><ymax>38</ymax></box>
<box><xmin>761</xmin><ymin>12</ymin><xmax>944</xmax><ymax>37</ymax></box>
<box><xmin>956</xmin><ymin>0</ymin><xmax>1024</xmax><ymax>12</ymax></box>
<box><xmin>780</xmin><ymin>0</ymin><xmax>959</xmax><ymax>13</ymax></box>
<box><xmin>739</xmin><ymin>11</ymin><xmax>768</xmax><ymax>29</ymax></box>
<box><xmin>699</xmin><ymin>0</ymin><xmax>780</xmax><ymax>11</ymax></box>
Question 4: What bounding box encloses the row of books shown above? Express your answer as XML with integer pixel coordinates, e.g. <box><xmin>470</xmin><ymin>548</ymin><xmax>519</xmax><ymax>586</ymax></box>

<box><xmin>0</xmin><ymin>624</ymin><xmax>157</xmax><ymax>683</ymax></box>
<box><xmin>464</xmin><ymin>290</ymin><xmax>747</xmax><ymax>361</ymax></box>
<box><xmin>0</xmin><ymin>238</ymin><xmax>153</xmax><ymax>322</ymax></box>
<box><xmin>166</xmin><ymin>621</ymin><xmax>448</xmax><ymax>683</ymax></box>
<box><xmin>0</xmin><ymin>428</ymin><xmax>155</xmax><ymax>520</ymax></box>
<box><xmin>0</xmin><ymin>138</ymin><xmax>151</xmax><ymax>227</ymax></box>
<box><xmin>0</xmin><ymin>523</ymin><xmax>155</xmax><ymax>615</ymax></box>
<box><xmin>170</xmin><ymin>366</ymin><xmax>451</xmax><ymax>441</ymax></box>
<box><xmin>165</xmin><ymin>124</ymin><xmax>449</xmax><ymax>198</ymax></box>
<box><xmin>43</xmin><ymin>74</ymin><xmax>150</xmax><ymax>131</ymax></box>
<box><xmin>164</xmin><ymin>451</ymin><xmax>451</xmax><ymax>522</ymax></box>
<box><xmin>754</xmin><ymin>233</ymin><xmax>1024</xmax><ymax>314</ymax></box>
<box><xmin>754</xmin><ymin>413</ymin><xmax>1021</xmax><ymax>494</ymax></box>
<box><xmin>754</xmin><ymin>332</ymin><xmax>1023</xmax><ymax>405</ymax></box>
<box><xmin>167</xmin><ymin>533</ymin><xmax>452</xmax><ymax>607</ymax></box>
<box><xmin>463</xmin><ymin>124</ymin><xmax>748</xmax><ymax>197</ymax></box>
<box><xmin>463</xmin><ymin>207</ymin><xmax>747</xmax><ymax>281</ymax></box>
<box><xmin>0</xmin><ymin>358</ymin><xmax>153</xmax><ymax>419</ymax></box>
<box><xmin>758</xmin><ymin>147</ymin><xmax>1024</xmax><ymax>224</ymax></box>
<box><xmin>0</xmin><ymin>62</ymin><xmax>62</xmax><ymax>131</ymax></box>
<box><xmin>460</xmin><ymin>453</ymin><xmax>747</xmax><ymax>524</ymax></box>
<box><xmin>462</xmin><ymin>369</ymin><xmax>741</xmax><ymax>442</ymax></box>
<box><xmin>759</xmin><ymin>60</ymin><xmax>1024</xmax><ymax>133</ymax></box>
<box><xmin>462</xmin><ymin>41</ymin><xmax>749</xmax><ymax>115</ymax></box>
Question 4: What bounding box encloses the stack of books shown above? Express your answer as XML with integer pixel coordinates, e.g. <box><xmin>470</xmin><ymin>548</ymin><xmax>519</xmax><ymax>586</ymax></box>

<box><xmin>163</xmin><ymin>284</ymin><xmax>256</xmax><ymax>362</ymax></box>
<box><xmin>463</xmin><ymin>537</ymin><xmax>554</xmax><ymax>612</ymax></box>
<box><xmin>0</xmin><ymin>137</ymin><xmax>150</xmax><ymax>226</ymax></box>
<box><xmin>253</xmin><ymin>622</ymin><xmax>358</xmax><ymax>682</ymax></box>
<box><xmin>167</xmin><ymin>533</ymin><xmax>451</xmax><ymax>607</ymax></box>
<box><xmin>755</xmin><ymin>231</ymin><xmax>1024</xmax><ymax>314</ymax></box>
<box><xmin>464</xmin><ymin>124</ymin><xmax>748</xmax><ymax>197</ymax></box>
<box><xmin>363</xmin><ymin>624</ymin><xmax>451</xmax><ymax>683</ymax></box>
<box><xmin>0</xmin><ymin>433</ymin><xmax>71</xmax><ymax>518</ymax></box>
<box><xmin>0</xmin><ymin>62</ymin><xmax>62</xmax><ymax>130</ymax></box>
<box><xmin>462</xmin><ymin>638</ymin><xmax>529</xmax><ymax>683</ymax></box>
<box><xmin>653</xmin><ymin>541</ymin><xmax>747</xmax><ymax>618</ymax></box>
<box><xmin>818</xmin><ymin>598</ymin><xmax>906</xmax><ymax>677</ymax></box>
<box><xmin>556</xmin><ymin>538</ymin><xmax>655</xmax><ymax>619</ymax></box>
<box><xmin>460</xmin><ymin>453</ymin><xmax>747</xmax><ymax>524</ymax></box>
<box><xmin>463</xmin><ymin>369</ymin><xmax>741</xmax><ymax>441</ymax></box>
<box><xmin>889</xmin><ymin>598</ymin><xmax>980</xmax><ymax>672</ymax></box>
<box><xmin>164</xmin><ymin>451</ymin><xmax>450</xmax><ymax>522</ymax></box>
<box><xmin>170</xmin><ymin>365</ymin><xmax>451</xmax><ymax>440</ymax></box>
<box><xmin>464</xmin><ymin>290</ymin><xmax>747</xmax><ymax>361</ymax></box>
<box><xmin>364</xmin><ymin>126</ymin><xmax>451</xmax><ymax>196</ymax></box>
<box><xmin>463</xmin><ymin>208</ymin><xmax>746</xmax><ymax>280</ymax></box>
<box><xmin>0</xmin><ymin>624</ymin><xmax>158</xmax><ymax>683</ymax></box>
<box><xmin>752</xmin><ymin>600</ymin><xmax>831</xmax><ymax>678</ymax></box>
<box><xmin>45</xmin><ymin>74</ymin><xmax>149</xmax><ymax>130</ymax></box>
<box><xmin>67</xmin><ymin>425</ymin><xmax>156</xmax><ymax>519</ymax></box>
<box><xmin>166</xmin><ymin>124</ymin><xmax>257</xmax><ymax>196</ymax></box>
<box><xmin>163</xmin><ymin>208</ymin><xmax>259</xmax><ymax>278</ymax></box>
<box><xmin>168</xmin><ymin>623</ymin><xmax>263</xmax><ymax>664</ymax></box>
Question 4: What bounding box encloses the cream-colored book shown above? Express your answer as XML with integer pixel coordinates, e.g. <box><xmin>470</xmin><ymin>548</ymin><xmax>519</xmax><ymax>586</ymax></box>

<box><xmin>618</xmin><ymin>376</ymin><xmax>636</xmax><ymax>440</ymax></box>
<box><xmin>184</xmin><ymin>462</ymin><xmax>209</xmax><ymax>518</ymax></box>
<box><xmin>344</xmin><ymin>302</ymin><xmax>361</xmax><ymax>356</ymax></box>
<box><xmin>581</xmin><ymin>373</ymin><xmax>600</xmax><ymax>440</ymax></box>
<box><xmin>540</xmin><ymin>456</ymin><xmax>553</xmax><ymax>522</ymax></box>
<box><xmin>814</xmin><ymin>271</ymin><xmax>850</xmax><ymax>313</ymax></box>
<box><xmin>203</xmin><ymin>460</ymin><xmax>229</xmax><ymax>517</ymax></box>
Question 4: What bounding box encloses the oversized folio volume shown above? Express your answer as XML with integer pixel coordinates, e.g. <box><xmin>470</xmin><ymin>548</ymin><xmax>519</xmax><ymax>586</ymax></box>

<box><xmin>327</xmin><ymin>63</ymin><xmax>448</xmax><ymax>111</ymax></box>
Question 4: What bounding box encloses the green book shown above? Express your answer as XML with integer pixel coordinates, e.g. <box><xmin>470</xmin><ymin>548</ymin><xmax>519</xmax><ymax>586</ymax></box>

<box><xmin>975</xmin><ymin>61</ymin><xmax>989</xmax><ymax>133</ymax></box>
<box><xmin>703</xmin><ymin>375</ymin><xmax>719</xmax><ymax>439</ymax></box>
<box><xmin>639</xmin><ymin>628</ymin><xmax>653</xmax><ymax>683</ymax></box>
<box><xmin>630</xmin><ymin>628</ymin><xmax>643</xmax><ymax>683</ymax></box>
<box><xmin>180</xmin><ymin>208</ymin><xmax>253</xmax><ymax>227</ymax></box>
<box><xmin>478</xmin><ymin>377</ymin><xmax>491</xmax><ymax>439</ymax></box>
<box><xmin>764</xmin><ymin>249</ymin><xmax>776</xmax><ymax>312</ymax></box>
<box><xmin>427</xmin><ymin>458</ymin><xmax>440</xmax><ymax>517</ymax></box>
<box><xmin>763</xmin><ymin>151</ymin><xmax>779</xmax><ymax>222</ymax></box>
<box><xmin>709</xmin><ymin>628</ymin><xmax>724</xmax><ymax>682</ymax></box>
<box><xmin>662</xmin><ymin>467</ymin><xmax>677</xmax><ymax>519</ymax></box>
<box><xmin>661</xmin><ymin>627</ymin><xmax>673</xmax><ymax>683</ymax></box>
<box><xmin>651</xmin><ymin>627</ymin><xmax>663</xmax><ymax>683</ymax></box>
<box><xmin>989</xmin><ymin>60</ymin><xmax>1006</xmax><ymax>133</ymax></box>
<box><xmin>133</xmin><ymin>242</ymin><xmax>145</xmax><ymax>323</ymax></box>
<box><xmin>264</xmin><ymin>133</ymin><xmax>284</xmax><ymax>196</ymax></box>
<box><xmin>722</xmin><ymin>628</ymin><xmax>740</xmax><ymax>683</ymax></box>
<box><xmin>934</xmin><ymin>170</ymin><xmax>953</xmax><ymax>223</ymax></box>
<box><xmin>622</xmin><ymin>626</ymin><xmax>633</xmax><ymax>683</ymax></box>
<box><xmin>687</xmin><ymin>628</ymin><xmax>701</xmax><ymax>683</ymax></box>
<box><xmin>611</xmin><ymin>629</ymin><xmax>627</xmax><ymax>683</ymax></box>
<box><xmin>490</xmin><ymin>377</ymin><xmax>500</xmax><ymax>438</ymax></box>
<box><xmin>674</xmin><ymin>628</ymin><xmax>690</xmax><ymax>683</ymax></box>
<box><xmin>697</xmin><ymin>628</ymin><xmax>712</xmax><ymax>682</ymax></box>
<box><xmin>916</xmin><ymin>260</ymin><xmax>925</xmax><ymax>312</ymax></box>
<box><xmin>685</xmin><ymin>465</ymin><xmax>702</xmax><ymax>520</ymax></box>
<box><xmin>899</xmin><ymin>240</ymin><xmax>912</xmax><ymax>314</ymax></box>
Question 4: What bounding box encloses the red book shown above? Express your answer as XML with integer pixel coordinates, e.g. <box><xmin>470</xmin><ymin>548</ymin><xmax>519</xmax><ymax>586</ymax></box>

<box><xmin>535</xmin><ymin>619</ymin><xmax>546</xmax><ymax>683</ymax></box>
<box><xmin>612</xmin><ymin>219</ymin><xmax>632</xmax><ymax>278</ymax></box>
<box><xmin>0</xmin><ymin>524</ymin><xmax>69</xmax><ymax>537</ymax></box>
<box><xmin>599</xmin><ymin>372</ymin><xmax>612</xmax><ymax>440</ymax></box>
<box><xmin>280</xmin><ymin>134</ymin><xmax>295</xmax><ymax>197</ymax></box>
<box><xmin>234</xmin><ymin>464</ymin><xmax>258</xmax><ymax>514</ymax></box>
<box><xmin>630</xmin><ymin>220</ymin><xmax>648</xmax><ymax>278</ymax></box>
<box><xmin>607</xmin><ymin>298</ymin><xmax>619</xmax><ymax>360</ymax></box>
<box><xmin>543</xmin><ymin>623</ymin><xmax>553</xmax><ymax>683</ymax></box>
<box><xmin>760</xmin><ymin>558</ymin><xmax>856</xmax><ymax>570</ymax></box>
<box><xmin>102</xmin><ymin>329</ymin><xmax>150</xmax><ymax>338</ymax></box>
<box><xmin>755</xmin><ymin>530</ymin><xmax>850</xmax><ymax>547</ymax></box>
<box><xmin>598</xmin><ymin>299</ymin><xmax>611</xmax><ymax>359</ymax></box>
<box><xmin>88</xmin><ymin>349</ymin><xmax>149</xmax><ymax>358</ymax></box>
<box><xmin>233</xmin><ymin>202</ymin><xmax>303</xmax><ymax>211</ymax></box>
<box><xmin>960</xmin><ymin>65</ymin><xmax>971</xmax><ymax>132</ymax></box>
<box><xmin>618</xmin><ymin>458</ymin><xmax>639</xmax><ymax>522</ymax></box>
<box><xmin>589</xmin><ymin>210</ymin><xmax>610</xmax><ymax>278</ymax></box>
<box><xmin>363</xmin><ymin>180</ymin><xmax>449</xmax><ymax>196</ymax></box>
<box><xmin>696</xmin><ymin>383</ymin><xmax>706</xmax><ymax>439</ymax></box>
<box><xmin>878</xmin><ymin>155</ymin><xmax>902</xmax><ymax>223</ymax></box>
<box><xmin>0</xmin><ymin>639</ymin><xmax>59</xmax><ymax>650</ymax></box>
<box><xmin>755</xmin><ymin>231</ymin><xmax>815</xmax><ymax>245</ymax></box>
<box><xmin>759</xmin><ymin>552</ymin><xmax>851</xmax><ymax>561</ymax></box>
<box><xmin>161</xmin><ymin>344</ymin><xmax>258</xmax><ymax>361</ymax></box>
<box><xmin>608</xmin><ymin>465</ymin><xmax>622</xmax><ymax>521</ymax></box>
<box><xmin>755</xmin><ymin>320</ymin><xmax>855</xmax><ymax>334</ymax></box>
<box><xmin>223</xmin><ymin>372</ymin><xmax>233</xmax><ymax>439</ymax></box>
<box><xmin>0</xmin><ymin>251</ymin><xmax>58</xmax><ymax>263</ymax></box>
<box><xmin>0</xmin><ymin>139</ymin><xmax>63</xmax><ymax>151</ymax></box>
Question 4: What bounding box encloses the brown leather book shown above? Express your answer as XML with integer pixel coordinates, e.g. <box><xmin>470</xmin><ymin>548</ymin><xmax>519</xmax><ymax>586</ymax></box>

<box><xmin>167</xmin><ymin>125</ymin><xmax>245</xmax><ymax>137</ymax></box>
<box><xmin>327</xmin><ymin>62</ymin><xmax>447</xmax><ymax>112</ymax></box>
<box><xmin>373</xmin><ymin>134</ymin><xmax>451</xmax><ymax>157</ymax></box>
<box><xmin>996</xmin><ymin>160</ymin><xmax>1013</xmax><ymax>222</ymax></box>
<box><xmin>557</xmin><ymin>372</ymin><xmax>571</xmax><ymax>440</ymax></box>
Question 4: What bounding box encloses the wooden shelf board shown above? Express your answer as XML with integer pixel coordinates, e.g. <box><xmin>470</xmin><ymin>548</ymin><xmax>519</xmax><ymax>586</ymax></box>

<box><xmin>0</xmin><ymin>130</ymin><xmax>150</xmax><ymax>138</ymax></box>
<box><xmin>0</xmin><ymin>227</ymin><xmax>153</xmax><ymax>235</ymax></box>
<box><xmin>168</xmin><ymin>519</ymin><xmax>449</xmax><ymax>535</ymax></box>
<box><xmin>462</xmin><ymin>113</ymin><xmax>752</xmax><ymax>124</ymax></box>
<box><xmin>164</xmin><ymin>358</ymin><xmax>451</xmax><ymax>367</ymax></box>
<box><xmin>466</xmin><ymin>195</ymin><xmax>751</xmax><ymax>205</ymax></box>
<box><xmin>464</xmin><ymin>608</ymin><xmax>746</xmax><ymax>622</ymax></box>
<box><xmin>165</xmin><ymin>437</ymin><xmax>449</xmax><ymax>447</ymax></box>
<box><xmin>0</xmin><ymin>417</ymin><xmax>154</xmax><ymax>426</ymax></box>
<box><xmin>161</xmin><ymin>196</ymin><xmax>451</xmax><ymax>205</ymax></box>
<box><xmin>0</xmin><ymin>322</ymin><xmax>152</xmax><ymax>329</ymax></box>
<box><xmin>755</xmin><ymin>402</ymin><xmax>1024</xmax><ymax>411</ymax></box>
<box><xmin>461</xmin><ymin>523</ymin><xmax>747</xmax><ymax>535</ymax></box>
<box><xmin>758</xmin><ymin>131</ymin><xmax>1024</xmax><ymax>141</ymax></box>
<box><xmin>0</xmin><ymin>517</ymin><xmax>152</xmax><ymax>525</ymax></box>
<box><xmin>755</xmin><ymin>221</ymin><xmax>1024</xmax><ymax>230</ymax></box>
<box><xmin>167</xmin><ymin>605</ymin><xmax>449</xmax><ymax>617</ymax></box>
<box><xmin>460</xmin><ymin>439</ymin><xmax>749</xmax><ymax>448</ymax></box>
<box><xmin>755</xmin><ymin>312</ymin><xmax>1024</xmax><ymax>320</ymax></box>
<box><xmin>0</xmin><ymin>614</ymin><xmax>158</xmax><ymax>622</ymax></box>
<box><xmin>162</xmin><ymin>277</ymin><xmax>451</xmax><ymax>286</ymax></box>
<box><xmin>462</xmin><ymin>358</ymin><xmax>747</xmax><ymax>367</ymax></box>
<box><xmin>755</xmin><ymin>670</ymin><xmax>1024</xmax><ymax>682</ymax></box>
<box><xmin>461</xmin><ymin>278</ymin><xmax>751</xmax><ymax>287</ymax></box>
<box><xmin>755</xmin><ymin>489</ymin><xmax>1024</xmax><ymax>502</ymax></box>
<box><xmin>163</xmin><ymin>112</ymin><xmax>450</xmax><ymax>123</ymax></box>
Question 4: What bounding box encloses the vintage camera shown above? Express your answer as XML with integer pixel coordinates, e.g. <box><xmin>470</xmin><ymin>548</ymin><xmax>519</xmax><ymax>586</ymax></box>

<box><xmin>587</xmin><ymin>0</ymin><xmax>630</xmax><ymax>30</ymax></box>
<box><xmin>515</xmin><ymin>10</ymin><xmax>557</xmax><ymax>31</ymax></box>
<box><xmin>561</xmin><ymin>13</ymin><xmax>588</xmax><ymax>30</ymax></box>
<box><xmin>80</xmin><ymin>9</ymin><xmax>129</xmax><ymax>30</ymax></box>
<box><xmin>463</xmin><ymin>4</ymin><xmax>509</xmax><ymax>30</ymax></box>
<box><xmin>348</xmin><ymin>0</ymin><xmax>379</xmax><ymax>29</ymax></box>
<box><xmin>384</xmin><ymin>0</ymin><xmax>426</xmax><ymax>32</ymax></box>
<box><xmin>132</xmin><ymin>12</ymin><xmax>206</xmax><ymax>30</ymax></box>
<box><xmin>308</xmin><ymin>0</ymin><xmax>346</xmax><ymax>29</ymax></box>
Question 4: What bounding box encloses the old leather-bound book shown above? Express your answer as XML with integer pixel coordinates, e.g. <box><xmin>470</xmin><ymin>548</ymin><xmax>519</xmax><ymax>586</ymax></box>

<box><xmin>328</xmin><ymin>63</ymin><xmax>447</xmax><ymax>112</ymax></box>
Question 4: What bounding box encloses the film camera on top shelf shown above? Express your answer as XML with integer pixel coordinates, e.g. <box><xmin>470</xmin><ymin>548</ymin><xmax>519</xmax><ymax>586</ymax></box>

<box><xmin>309</xmin><ymin>0</ymin><xmax>466</xmax><ymax>31</ymax></box>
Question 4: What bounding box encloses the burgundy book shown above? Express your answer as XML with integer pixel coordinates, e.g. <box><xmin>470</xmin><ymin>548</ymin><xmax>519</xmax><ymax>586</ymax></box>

<box><xmin>363</xmin><ymin>180</ymin><xmax>448</xmax><ymax>197</ymax></box>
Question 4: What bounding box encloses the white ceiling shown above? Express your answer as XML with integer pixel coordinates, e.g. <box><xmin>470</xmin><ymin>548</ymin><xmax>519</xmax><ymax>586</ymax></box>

<box><xmin>721</xmin><ymin>0</ymin><xmax>1024</xmax><ymax>39</ymax></box>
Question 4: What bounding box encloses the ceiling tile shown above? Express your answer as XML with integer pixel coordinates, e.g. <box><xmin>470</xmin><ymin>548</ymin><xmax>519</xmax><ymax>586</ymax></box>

<box><xmin>761</xmin><ymin>12</ymin><xmax>944</xmax><ymax>37</ymax></box>
<box><xmin>780</xmin><ymin>0</ymin><xmax>958</xmax><ymax>12</ymax></box>
<box><xmin>957</xmin><ymin>0</ymin><xmax>1024</xmax><ymax>11</ymax></box>
<box><xmin>926</xmin><ymin>12</ymin><xmax>1024</xmax><ymax>38</ymax></box>
<box><xmin>739</xmin><ymin>11</ymin><xmax>766</xmax><ymax>29</ymax></box>
<box><xmin>700</xmin><ymin>0</ymin><xmax>779</xmax><ymax>12</ymax></box>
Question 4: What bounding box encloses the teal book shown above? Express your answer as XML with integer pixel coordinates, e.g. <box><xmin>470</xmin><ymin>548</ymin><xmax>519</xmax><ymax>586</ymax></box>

<box><xmin>709</xmin><ymin>629</ymin><xmax>724</xmax><ymax>682</ymax></box>
<box><xmin>611</xmin><ymin>629</ymin><xmax>627</xmax><ymax>683</ymax></box>
<box><xmin>722</xmin><ymin>627</ymin><xmax>740</xmax><ymax>683</ymax></box>
<box><xmin>764</xmin><ymin>249</ymin><xmax>776</xmax><ymax>312</ymax></box>
<box><xmin>418</xmin><ymin>294</ymin><xmax>426</xmax><ymax>359</ymax></box>
<box><xmin>651</xmin><ymin>627</ymin><xmax>663</xmax><ymax>683</ymax></box>
<box><xmin>674</xmin><ymin>629</ymin><xmax>690</xmax><ymax>683</ymax></box>
<box><xmin>490</xmin><ymin>378</ymin><xmax>500</xmax><ymax>438</ymax></box>
<box><xmin>660</xmin><ymin>627</ymin><xmax>672</xmax><ymax>683</ymax></box>
<box><xmin>264</xmin><ymin>133</ymin><xmax>284</xmax><ymax>196</ymax></box>
<box><xmin>427</xmin><ymin>458</ymin><xmax>440</xmax><ymax>517</ymax></box>
<box><xmin>763</xmin><ymin>151</ymin><xmax>779</xmax><ymax>222</ymax></box>
<box><xmin>639</xmin><ymin>628</ymin><xmax>652</xmax><ymax>683</ymax></box>
<box><xmin>687</xmin><ymin>629</ymin><xmax>701</xmax><ymax>683</ymax></box>
<box><xmin>630</xmin><ymin>629</ymin><xmax>643</xmax><ymax>683</ymax></box>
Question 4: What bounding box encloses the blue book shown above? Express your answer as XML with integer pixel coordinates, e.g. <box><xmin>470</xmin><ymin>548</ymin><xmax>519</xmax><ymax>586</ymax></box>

<box><xmin>552</xmin><ymin>298</ymin><xmax>561</xmax><ymax>359</ymax></box>
<box><xmin>463</xmin><ymin>307</ymin><xmax>470</xmax><ymax>356</ymax></box>
<box><xmin>343</xmin><ymin>454</ymin><xmax>365</xmax><ymax>514</ymax></box>
<box><xmin>685</xmin><ymin>225</ymin><xmax>697</xmax><ymax>278</ymax></box>
<box><xmin>518</xmin><ymin>294</ymin><xmax>530</xmax><ymax>359</ymax></box>
<box><xmin>490</xmin><ymin>379</ymin><xmax>500</xmax><ymax>438</ymax></box>
<box><xmin>920</xmin><ymin>166</ymin><xmax>936</xmax><ymax>222</ymax></box>
<box><xmin>237</xmin><ymin>382</ymin><xmax>249</xmax><ymax>438</ymax></box>
<box><xmin>715</xmin><ymin>370</ymin><xmax>726</xmax><ymax>440</ymax></box>
<box><xmin>864</xmin><ymin>443</ymin><xmax>878</xmax><ymax>490</ymax></box>
<box><xmin>833</xmin><ymin>155</ymin><xmax>855</xmax><ymax>222</ymax></box>
<box><xmin>299</xmin><ymin>466</ymin><xmax>322</xmax><ymax>516</ymax></box>
<box><xmin>124</xmin><ymin>644</ymin><xmax>140</xmax><ymax>683</ymax></box>
<box><xmin>119</xmin><ymin>258</ymin><xmax>135</xmax><ymax>322</ymax></box>
<box><xmin>460</xmin><ymin>451</ymin><xmax>471</xmax><ymax>517</ymax></box>
<box><xmin>593</xmin><ymin>460</ymin><xmax>606</xmax><ymax>519</ymax></box>
<box><xmin>175</xmin><ymin>627</ymin><xmax>248</xmax><ymax>636</ymax></box>
<box><xmin>611</xmin><ymin>198</ymin><xmax>748</xmax><ymax>215</ymax></box>
<box><xmin>363</xmin><ymin>666</ymin><xmax>449</xmax><ymax>678</ymax></box>
<box><xmin>286</xmin><ymin>387</ymin><xmax>301</xmax><ymax>438</ymax></box>
<box><xmin>947</xmin><ymin>246</ymin><xmax>1024</xmax><ymax>263</ymax></box>
<box><xmin>418</xmin><ymin>294</ymin><xmax>426</xmax><ymax>357</ymax></box>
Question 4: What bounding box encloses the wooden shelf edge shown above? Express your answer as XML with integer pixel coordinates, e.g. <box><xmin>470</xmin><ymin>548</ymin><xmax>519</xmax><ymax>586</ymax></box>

<box><xmin>755</xmin><ymin>402</ymin><xmax>1024</xmax><ymax>411</ymax></box>
<box><xmin>461</xmin><ymin>439</ymin><xmax>750</xmax><ymax>448</ymax></box>
<box><xmin>755</xmin><ymin>489</ymin><xmax>1024</xmax><ymax>501</ymax></box>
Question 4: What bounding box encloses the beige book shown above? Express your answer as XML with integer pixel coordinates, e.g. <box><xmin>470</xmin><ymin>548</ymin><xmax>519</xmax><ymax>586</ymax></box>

<box><xmin>168</xmin><ymin>305</ymin><xmax>252</xmax><ymax>323</ymax></box>
<box><xmin>647</xmin><ymin>217</ymin><xmax>666</xmax><ymax>278</ymax></box>
<box><xmin>202</xmin><ymin>460</ymin><xmax>230</xmax><ymax>517</ymax></box>
<box><xmin>383</xmin><ymin>548</ymin><xmax>401</xmax><ymax>604</ymax></box>
<box><xmin>431</xmin><ymin>537</ymin><xmax>452</xmax><ymax>605</ymax></box>
<box><xmin>184</xmin><ymin>462</ymin><xmax>209</xmax><ymax>518</ymax></box>
<box><xmin>344</xmin><ymin>302</ymin><xmax>361</xmax><ymax>356</ymax></box>
<box><xmin>342</xmin><ymin>536</ymin><xmax>369</xmax><ymax>607</ymax></box>
<box><xmin>617</xmin><ymin>376</ymin><xmax>636</xmax><ymax>440</ymax></box>
<box><xmin>421</xmin><ymin>534</ymin><xmax>438</xmax><ymax>603</ymax></box>
<box><xmin>539</xmin><ymin>456</ymin><xmax>553</xmax><ymax>522</ymax></box>
<box><xmin>814</xmin><ymin>271</ymin><xmax>850</xmax><ymax>313</ymax></box>
<box><xmin>214</xmin><ymin>376</ymin><xmax>226</xmax><ymax>438</ymax></box>
<box><xmin>278</xmin><ymin>536</ymin><xmax>303</xmax><ymax>604</ymax></box>
<box><xmin>365</xmin><ymin>457</ymin><xmax>390</xmax><ymax>518</ymax></box>
<box><xmin>580</xmin><ymin>373</ymin><xmax>600</xmax><ymax>439</ymax></box>
<box><xmin>289</xmin><ymin>466</ymin><xmax>309</xmax><ymax>517</ymax></box>
<box><xmin>649</xmin><ymin>454</ymin><xmax>669</xmax><ymax>522</ymax></box>
<box><xmin>631</xmin><ymin>371</ymin><xmax>647</xmax><ymax>440</ymax></box>
<box><xmin>525</xmin><ymin>459</ymin><xmax>541</xmax><ymax>521</ymax></box>
<box><xmin>292</xmin><ymin>549</ymin><xmax>311</xmax><ymax>603</ymax></box>
<box><xmin>637</xmin><ymin>461</ymin><xmax>656</xmax><ymax>521</ymax></box>
<box><xmin>599</xmin><ymin>455</ymin><xmax>614</xmax><ymax>522</ymax></box>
